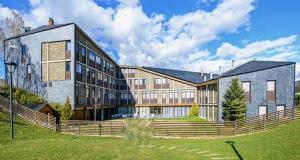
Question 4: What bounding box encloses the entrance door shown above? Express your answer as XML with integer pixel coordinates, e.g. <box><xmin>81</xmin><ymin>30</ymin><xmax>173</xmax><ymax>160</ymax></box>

<box><xmin>259</xmin><ymin>105</ymin><xmax>267</xmax><ymax>119</ymax></box>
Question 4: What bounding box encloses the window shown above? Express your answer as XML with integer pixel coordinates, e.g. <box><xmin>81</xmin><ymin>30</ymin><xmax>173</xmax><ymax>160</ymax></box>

<box><xmin>21</xmin><ymin>45</ymin><xmax>26</xmax><ymax>63</ymax></box>
<box><xmin>89</xmin><ymin>51</ymin><xmax>95</xmax><ymax>61</ymax></box>
<box><xmin>277</xmin><ymin>105</ymin><xmax>285</xmax><ymax>118</ymax></box>
<box><xmin>242</xmin><ymin>82</ymin><xmax>251</xmax><ymax>102</ymax></box>
<box><xmin>259</xmin><ymin>105</ymin><xmax>267</xmax><ymax>118</ymax></box>
<box><xmin>267</xmin><ymin>81</ymin><xmax>276</xmax><ymax>102</ymax></box>
<box><xmin>162</xmin><ymin>91</ymin><xmax>166</xmax><ymax>99</ymax></box>
<box><xmin>182</xmin><ymin>91</ymin><xmax>186</xmax><ymax>98</ymax></box>
<box><xmin>96</xmin><ymin>56</ymin><xmax>101</xmax><ymax>64</ymax></box>
<box><xmin>66</xmin><ymin>62</ymin><xmax>71</xmax><ymax>72</ymax></box>
<box><xmin>150</xmin><ymin>91</ymin><xmax>158</xmax><ymax>99</ymax></box>
<box><xmin>66</xmin><ymin>41</ymin><xmax>71</xmax><ymax>51</ymax></box>
<box><xmin>142</xmin><ymin>92</ymin><xmax>149</xmax><ymax>99</ymax></box>
<box><xmin>27</xmin><ymin>64</ymin><xmax>31</xmax><ymax>81</ymax></box>
<box><xmin>22</xmin><ymin>45</ymin><xmax>26</xmax><ymax>56</ymax></box>
<box><xmin>139</xmin><ymin>79</ymin><xmax>146</xmax><ymax>85</ymax></box>
<box><xmin>76</xmin><ymin>63</ymin><xmax>81</xmax><ymax>73</ymax></box>
<box><xmin>162</xmin><ymin>78</ymin><xmax>168</xmax><ymax>84</ymax></box>
<box><xmin>81</xmin><ymin>46</ymin><xmax>86</xmax><ymax>56</ymax></box>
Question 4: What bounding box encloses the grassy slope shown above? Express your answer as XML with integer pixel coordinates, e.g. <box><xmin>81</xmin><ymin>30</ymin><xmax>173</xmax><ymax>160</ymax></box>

<box><xmin>0</xmin><ymin>112</ymin><xmax>300</xmax><ymax>160</ymax></box>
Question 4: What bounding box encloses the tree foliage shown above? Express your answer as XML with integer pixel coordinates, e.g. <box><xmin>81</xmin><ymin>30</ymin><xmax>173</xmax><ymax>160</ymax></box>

<box><xmin>0</xmin><ymin>85</ymin><xmax>46</xmax><ymax>105</ymax></box>
<box><xmin>60</xmin><ymin>97</ymin><xmax>73</xmax><ymax>120</ymax></box>
<box><xmin>222</xmin><ymin>78</ymin><xmax>247</xmax><ymax>121</ymax></box>
<box><xmin>0</xmin><ymin>11</ymin><xmax>24</xmax><ymax>62</ymax></box>
<box><xmin>189</xmin><ymin>101</ymin><xmax>199</xmax><ymax>117</ymax></box>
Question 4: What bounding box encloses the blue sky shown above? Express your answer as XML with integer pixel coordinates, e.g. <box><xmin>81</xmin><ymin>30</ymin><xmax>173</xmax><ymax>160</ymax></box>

<box><xmin>0</xmin><ymin>0</ymin><xmax>299</xmax><ymax>79</ymax></box>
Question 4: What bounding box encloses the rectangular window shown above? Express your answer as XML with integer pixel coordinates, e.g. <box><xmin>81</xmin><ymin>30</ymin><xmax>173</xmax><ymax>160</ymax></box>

<box><xmin>162</xmin><ymin>91</ymin><xmax>166</xmax><ymax>99</ymax></box>
<box><xmin>76</xmin><ymin>63</ymin><xmax>81</xmax><ymax>73</ymax></box>
<box><xmin>277</xmin><ymin>105</ymin><xmax>285</xmax><ymax>118</ymax></box>
<box><xmin>267</xmin><ymin>81</ymin><xmax>276</xmax><ymax>102</ymax></box>
<box><xmin>66</xmin><ymin>41</ymin><xmax>71</xmax><ymax>51</ymax></box>
<box><xmin>22</xmin><ymin>45</ymin><xmax>26</xmax><ymax>56</ymax></box>
<box><xmin>81</xmin><ymin>46</ymin><xmax>86</xmax><ymax>56</ymax></box>
<box><xmin>96</xmin><ymin>56</ymin><xmax>101</xmax><ymax>64</ymax></box>
<box><xmin>66</xmin><ymin>62</ymin><xmax>71</xmax><ymax>72</ymax></box>
<box><xmin>259</xmin><ymin>105</ymin><xmax>267</xmax><ymax>118</ymax></box>
<box><xmin>27</xmin><ymin>64</ymin><xmax>31</xmax><ymax>81</ymax></box>
<box><xmin>242</xmin><ymin>81</ymin><xmax>251</xmax><ymax>103</ymax></box>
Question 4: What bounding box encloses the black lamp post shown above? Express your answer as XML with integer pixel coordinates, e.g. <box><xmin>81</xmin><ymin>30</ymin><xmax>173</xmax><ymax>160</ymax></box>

<box><xmin>5</xmin><ymin>61</ymin><xmax>17</xmax><ymax>141</ymax></box>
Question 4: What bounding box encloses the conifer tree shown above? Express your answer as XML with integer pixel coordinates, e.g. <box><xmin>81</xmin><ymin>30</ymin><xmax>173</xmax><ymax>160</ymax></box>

<box><xmin>222</xmin><ymin>78</ymin><xmax>247</xmax><ymax>121</ymax></box>
<box><xmin>189</xmin><ymin>101</ymin><xmax>199</xmax><ymax>117</ymax></box>
<box><xmin>61</xmin><ymin>96</ymin><xmax>73</xmax><ymax>120</ymax></box>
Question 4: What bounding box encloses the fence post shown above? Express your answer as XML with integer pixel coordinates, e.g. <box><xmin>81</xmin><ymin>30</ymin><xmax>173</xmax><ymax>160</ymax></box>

<box><xmin>263</xmin><ymin>115</ymin><xmax>265</xmax><ymax>130</ymax></box>
<box><xmin>47</xmin><ymin>113</ymin><xmax>50</xmax><ymax>128</ymax></box>
<box><xmin>220</xmin><ymin>122</ymin><xmax>222</xmax><ymax>135</ymax></box>
<box><xmin>78</xmin><ymin>121</ymin><xmax>80</xmax><ymax>136</ymax></box>
<box><xmin>99</xmin><ymin>122</ymin><xmax>102</xmax><ymax>136</ymax></box>
<box><xmin>234</xmin><ymin>121</ymin><xmax>237</xmax><ymax>135</ymax></box>
<box><xmin>35</xmin><ymin>112</ymin><xmax>37</xmax><ymax>124</ymax></box>
<box><xmin>111</xmin><ymin>121</ymin><xmax>113</xmax><ymax>136</ymax></box>
<box><xmin>248</xmin><ymin>119</ymin><xmax>250</xmax><ymax>134</ymax></box>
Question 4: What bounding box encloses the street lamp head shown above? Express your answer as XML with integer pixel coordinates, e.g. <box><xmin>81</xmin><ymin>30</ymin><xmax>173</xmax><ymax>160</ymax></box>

<box><xmin>5</xmin><ymin>62</ymin><xmax>17</xmax><ymax>73</ymax></box>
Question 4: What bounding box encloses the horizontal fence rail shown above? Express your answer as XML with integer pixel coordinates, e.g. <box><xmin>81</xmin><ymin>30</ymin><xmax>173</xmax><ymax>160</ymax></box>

<box><xmin>60</xmin><ymin>106</ymin><xmax>300</xmax><ymax>137</ymax></box>
<box><xmin>60</xmin><ymin>120</ymin><xmax>124</xmax><ymax>136</ymax></box>
<box><xmin>0</xmin><ymin>95</ymin><xmax>57</xmax><ymax>130</ymax></box>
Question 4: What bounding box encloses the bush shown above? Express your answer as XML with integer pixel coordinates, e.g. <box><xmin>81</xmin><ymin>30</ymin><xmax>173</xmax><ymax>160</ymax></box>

<box><xmin>123</xmin><ymin>119</ymin><xmax>152</xmax><ymax>145</ymax></box>
<box><xmin>60</xmin><ymin>97</ymin><xmax>73</xmax><ymax>120</ymax></box>
<box><xmin>189</xmin><ymin>101</ymin><xmax>199</xmax><ymax>117</ymax></box>
<box><xmin>0</xmin><ymin>85</ymin><xmax>46</xmax><ymax>105</ymax></box>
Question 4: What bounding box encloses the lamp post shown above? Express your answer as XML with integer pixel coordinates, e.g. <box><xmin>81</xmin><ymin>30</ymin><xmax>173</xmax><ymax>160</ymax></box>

<box><xmin>5</xmin><ymin>61</ymin><xmax>17</xmax><ymax>141</ymax></box>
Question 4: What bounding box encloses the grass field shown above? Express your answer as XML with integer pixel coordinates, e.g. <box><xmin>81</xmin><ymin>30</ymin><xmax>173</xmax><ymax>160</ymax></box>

<box><xmin>0</xmin><ymin>112</ymin><xmax>300</xmax><ymax>160</ymax></box>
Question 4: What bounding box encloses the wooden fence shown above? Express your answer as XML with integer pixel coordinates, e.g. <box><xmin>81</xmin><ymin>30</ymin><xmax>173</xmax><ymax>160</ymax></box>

<box><xmin>60</xmin><ymin>120</ymin><xmax>124</xmax><ymax>136</ymax></box>
<box><xmin>60</xmin><ymin>106</ymin><xmax>300</xmax><ymax>137</ymax></box>
<box><xmin>0</xmin><ymin>95</ymin><xmax>57</xmax><ymax>130</ymax></box>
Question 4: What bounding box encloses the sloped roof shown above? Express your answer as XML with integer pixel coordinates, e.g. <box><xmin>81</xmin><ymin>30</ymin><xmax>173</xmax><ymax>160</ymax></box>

<box><xmin>221</xmin><ymin>61</ymin><xmax>295</xmax><ymax>78</ymax></box>
<box><xmin>5</xmin><ymin>23</ymin><xmax>74</xmax><ymax>41</ymax></box>
<box><xmin>142</xmin><ymin>67</ymin><xmax>219</xmax><ymax>84</ymax></box>
<box><xmin>25</xmin><ymin>103</ymin><xmax>52</xmax><ymax>111</ymax></box>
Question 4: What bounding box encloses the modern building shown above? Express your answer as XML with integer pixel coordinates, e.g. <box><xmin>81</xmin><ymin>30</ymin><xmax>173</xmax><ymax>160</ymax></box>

<box><xmin>4</xmin><ymin>19</ymin><xmax>296</xmax><ymax>121</ymax></box>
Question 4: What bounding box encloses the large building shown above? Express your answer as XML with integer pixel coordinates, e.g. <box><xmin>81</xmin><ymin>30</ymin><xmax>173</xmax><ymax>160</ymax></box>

<box><xmin>4</xmin><ymin>19</ymin><xmax>296</xmax><ymax>121</ymax></box>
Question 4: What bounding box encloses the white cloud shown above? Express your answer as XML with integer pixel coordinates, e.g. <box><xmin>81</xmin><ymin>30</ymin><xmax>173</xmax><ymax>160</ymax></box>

<box><xmin>217</xmin><ymin>35</ymin><xmax>298</xmax><ymax>58</ymax></box>
<box><xmin>1</xmin><ymin>0</ymin><xmax>299</xmax><ymax>79</ymax></box>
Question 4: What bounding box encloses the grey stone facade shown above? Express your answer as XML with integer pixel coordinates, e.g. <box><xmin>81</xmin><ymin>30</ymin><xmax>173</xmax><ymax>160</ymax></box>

<box><xmin>218</xmin><ymin>64</ymin><xmax>295</xmax><ymax>120</ymax></box>
<box><xmin>4</xmin><ymin>24</ymin><xmax>75</xmax><ymax>105</ymax></box>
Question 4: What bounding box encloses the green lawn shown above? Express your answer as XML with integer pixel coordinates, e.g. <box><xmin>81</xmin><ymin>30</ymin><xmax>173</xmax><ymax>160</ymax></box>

<box><xmin>0</xmin><ymin>112</ymin><xmax>300</xmax><ymax>160</ymax></box>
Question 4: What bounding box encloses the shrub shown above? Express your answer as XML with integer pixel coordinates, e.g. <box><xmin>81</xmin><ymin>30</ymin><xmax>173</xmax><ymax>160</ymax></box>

<box><xmin>60</xmin><ymin>97</ymin><xmax>73</xmax><ymax>120</ymax></box>
<box><xmin>123</xmin><ymin>119</ymin><xmax>152</xmax><ymax>145</ymax></box>
<box><xmin>0</xmin><ymin>85</ymin><xmax>46</xmax><ymax>105</ymax></box>
<box><xmin>189</xmin><ymin>101</ymin><xmax>199</xmax><ymax>117</ymax></box>
<box><xmin>222</xmin><ymin>78</ymin><xmax>247</xmax><ymax>121</ymax></box>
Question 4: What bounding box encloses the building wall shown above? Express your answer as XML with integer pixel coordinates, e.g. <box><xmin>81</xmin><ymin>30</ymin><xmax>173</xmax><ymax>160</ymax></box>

<box><xmin>218</xmin><ymin>64</ymin><xmax>295</xmax><ymax>120</ymax></box>
<box><xmin>73</xmin><ymin>28</ymin><xmax>119</xmax><ymax>120</ymax></box>
<box><xmin>4</xmin><ymin>24</ymin><xmax>75</xmax><ymax>106</ymax></box>
<box><xmin>118</xmin><ymin>67</ymin><xmax>198</xmax><ymax>117</ymax></box>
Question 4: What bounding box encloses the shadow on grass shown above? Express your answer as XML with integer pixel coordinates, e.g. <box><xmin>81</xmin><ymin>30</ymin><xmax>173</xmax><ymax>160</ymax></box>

<box><xmin>226</xmin><ymin>141</ymin><xmax>243</xmax><ymax>160</ymax></box>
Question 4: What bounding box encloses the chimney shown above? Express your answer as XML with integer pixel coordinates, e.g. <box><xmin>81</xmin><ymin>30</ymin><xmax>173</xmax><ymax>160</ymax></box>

<box><xmin>253</xmin><ymin>57</ymin><xmax>257</xmax><ymax>61</ymax></box>
<box><xmin>219</xmin><ymin>66</ymin><xmax>222</xmax><ymax>75</ymax></box>
<box><xmin>204</xmin><ymin>75</ymin><xmax>207</xmax><ymax>81</ymax></box>
<box><xmin>22</xmin><ymin>27</ymin><xmax>31</xmax><ymax>33</ymax></box>
<box><xmin>48</xmin><ymin>18</ymin><xmax>54</xmax><ymax>25</ymax></box>
<box><xmin>201</xmin><ymin>68</ymin><xmax>204</xmax><ymax>76</ymax></box>
<box><xmin>210</xmin><ymin>72</ymin><xmax>213</xmax><ymax>79</ymax></box>
<box><xmin>232</xmin><ymin>60</ymin><xmax>235</xmax><ymax>69</ymax></box>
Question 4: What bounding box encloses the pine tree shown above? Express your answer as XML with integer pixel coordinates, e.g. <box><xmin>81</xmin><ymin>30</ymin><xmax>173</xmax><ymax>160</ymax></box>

<box><xmin>61</xmin><ymin>97</ymin><xmax>73</xmax><ymax>120</ymax></box>
<box><xmin>222</xmin><ymin>78</ymin><xmax>247</xmax><ymax>121</ymax></box>
<box><xmin>189</xmin><ymin>101</ymin><xmax>199</xmax><ymax>117</ymax></box>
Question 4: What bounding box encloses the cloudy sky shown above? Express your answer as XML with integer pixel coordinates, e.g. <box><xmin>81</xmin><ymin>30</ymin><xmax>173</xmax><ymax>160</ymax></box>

<box><xmin>0</xmin><ymin>0</ymin><xmax>299</xmax><ymax>79</ymax></box>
